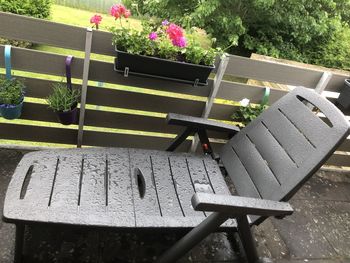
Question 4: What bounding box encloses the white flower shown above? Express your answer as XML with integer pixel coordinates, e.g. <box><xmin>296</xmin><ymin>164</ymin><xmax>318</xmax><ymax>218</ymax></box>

<box><xmin>239</xmin><ymin>98</ymin><xmax>250</xmax><ymax>107</ymax></box>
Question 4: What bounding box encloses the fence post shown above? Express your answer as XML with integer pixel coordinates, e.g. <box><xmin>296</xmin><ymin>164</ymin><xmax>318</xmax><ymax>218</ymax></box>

<box><xmin>77</xmin><ymin>28</ymin><xmax>93</xmax><ymax>148</ymax></box>
<box><xmin>314</xmin><ymin>71</ymin><xmax>332</xmax><ymax>94</ymax></box>
<box><xmin>190</xmin><ymin>54</ymin><xmax>230</xmax><ymax>152</ymax></box>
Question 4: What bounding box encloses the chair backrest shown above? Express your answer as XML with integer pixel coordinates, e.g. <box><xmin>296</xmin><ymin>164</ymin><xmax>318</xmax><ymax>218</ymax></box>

<box><xmin>220</xmin><ymin>87</ymin><xmax>350</xmax><ymax>204</ymax></box>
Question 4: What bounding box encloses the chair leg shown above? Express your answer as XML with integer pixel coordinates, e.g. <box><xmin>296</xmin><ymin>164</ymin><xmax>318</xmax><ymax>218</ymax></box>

<box><xmin>156</xmin><ymin>212</ymin><xmax>228</xmax><ymax>263</ymax></box>
<box><xmin>14</xmin><ymin>224</ymin><xmax>25</xmax><ymax>263</ymax></box>
<box><xmin>237</xmin><ymin>216</ymin><xmax>259</xmax><ymax>263</ymax></box>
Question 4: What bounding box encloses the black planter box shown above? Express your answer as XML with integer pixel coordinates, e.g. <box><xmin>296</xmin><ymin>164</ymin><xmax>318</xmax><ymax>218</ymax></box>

<box><xmin>114</xmin><ymin>49</ymin><xmax>214</xmax><ymax>86</ymax></box>
<box><xmin>337</xmin><ymin>79</ymin><xmax>350</xmax><ymax>109</ymax></box>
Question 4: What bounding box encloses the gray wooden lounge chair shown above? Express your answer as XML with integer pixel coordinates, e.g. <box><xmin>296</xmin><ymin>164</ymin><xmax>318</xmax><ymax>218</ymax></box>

<box><xmin>3</xmin><ymin>87</ymin><xmax>350</xmax><ymax>263</ymax></box>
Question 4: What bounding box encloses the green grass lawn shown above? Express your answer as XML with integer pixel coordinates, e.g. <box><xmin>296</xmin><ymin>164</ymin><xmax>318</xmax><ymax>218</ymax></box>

<box><xmin>34</xmin><ymin>4</ymin><xmax>211</xmax><ymax>61</ymax></box>
<box><xmin>35</xmin><ymin>4</ymin><xmax>143</xmax><ymax>62</ymax></box>
<box><xmin>50</xmin><ymin>4</ymin><xmax>142</xmax><ymax>31</ymax></box>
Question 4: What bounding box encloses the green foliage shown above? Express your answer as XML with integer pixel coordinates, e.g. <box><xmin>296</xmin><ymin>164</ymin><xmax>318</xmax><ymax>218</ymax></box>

<box><xmin>231</xmin><ymin>102</ymin><xmax>267</xmax><ymax>126</ymax></box>
<box><xmin>308</xmin><ymin>26</ymin><xmax>350</xmax><ymax>70</ymax></box>
<box><xmin>110</xmin><ymin>20</ymin><xmax>220</xmax><ymax>66</ymax></box>
<box><xmin>0</xmin><ymin>0</ymin><xmax>51</xmax><ymax>47</ymax></box>
<box><xmin>46</xmin><ymin>83</ymin><xmax>80</xmax><ymax>112</ymax></box>
<box><xmin>0</xmin><ymin>77</ymin><xmax>25</xmax><ymax>106</ymax></box>
<box><xmin>0</xmin><ymin>0</ymin><xmax>51</xmax><ymax>19</ymax></box>
<box><xmin>126</xmin><ymin>0</ymin><xmax>350</xmax><ymax>70</ymax></box>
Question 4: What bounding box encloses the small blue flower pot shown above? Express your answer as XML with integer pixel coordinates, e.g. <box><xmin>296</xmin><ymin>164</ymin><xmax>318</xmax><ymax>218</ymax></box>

<box><xmin>0</xmin><ymin>100</ymin><xmax>23</xmax><ymax>120</ymax></box>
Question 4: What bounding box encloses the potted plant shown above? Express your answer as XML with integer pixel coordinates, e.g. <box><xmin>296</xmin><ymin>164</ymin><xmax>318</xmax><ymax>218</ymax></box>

<box><xmin>0</xmin><ymin>77</ymin><xmax>25</xmax><ymax>120</ymax></box>
<box><xmin>46</xmin><ymin>82</ymin><xmax>80</xmax><ymax>125</ymax></box>
<box><xmin>108</xmin><ymin>4</ymin><xmax>219</xmax><ymax>86</ymax></box>
<box><xmin>337</xmin><ymin>79</ymin><xmax>350</xmax><ymax>109</ymax></box>
<box><xmin>231</xmin><ymin>98</ymin><xmax>268</xmax><ymax>127</ymax></box>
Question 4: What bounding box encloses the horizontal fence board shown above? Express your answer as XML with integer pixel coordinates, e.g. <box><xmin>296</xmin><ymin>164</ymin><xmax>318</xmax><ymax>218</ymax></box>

<box><xmin>0</xmin><ymin>12</ymin><xmax>86</xmax><ymax>51</ymax></box>
<box><xmin>0</xmin><ymin>11</ymin><xmax>115</xmax><ymax>56</ymax></box>
<box><xmin>0</xmin><ymin>45</ymin><xmax>83</xmax><ymax>77</ymax></box>
<box><xmin>83</xmin><ymin>131</ymin><xmax>191</xmax><ymax>151</ymax></box>
<box><xmin>338</xmin><ymin>139</ymin><xmax>350</xmax><ymax>152</ymax></box>
<box><xmin>86</xmin><ymin>86</ymin><xmax>205</xmax><ymax>115</ymax></box>
<box><xmin>326</xmin><ymin>154</ymin><xmax>350</xmax><ymax>167</ymax></box>
<box><xmin>209</xmin><ymin>104</ymin><xmax>239</xmax><ymax>121</ymax></box>
<box><xmin>20</xmin><ymin>77</ymin><xmax>80</xmax><ymax>99</ymax></box>
<box><xmin>2</xmin><ymin>76</ymin><xmax>206</xmax><ymax>117</ymax></box>
<box><xmin>226</xmin><ymin>55</ymin><xmax>349</xmax><ymax>93</ymax></box>
<box><xmin>92</xmin><ymin>30</ymin><xmax>115</xmax><ymax>56</ymax></box>
<box><xmin>226</xmin><ymin>55</ymin><xmax>323</xmax><ymax>89</ymax></box>
<box><xmin>0</xmin><ymin>123</ymin><xmax>77</xmax><ymax>144</ymax></box>
<box><xmin>84</xmin><ymin>110</ymin><xmax>181</xmax><ymax>134</ymax></box>
<box><xmin>84</xmin><ymin>110</ymin><xmax>229</xmax><ymax>140</ymax></box>
<box><xmin>20</xmin><ymin>102</ymin><xmax>63</xmax><ymax>123</ymax></box>
<box><xmin>217</xmin><ymin>81</ymin><xmax>288</xmax><ymax>104</ymax></box>
<box><xmin>0</xmin><ymin>46</ymin><xmax>212</xmax><ymax>97</ymax></box>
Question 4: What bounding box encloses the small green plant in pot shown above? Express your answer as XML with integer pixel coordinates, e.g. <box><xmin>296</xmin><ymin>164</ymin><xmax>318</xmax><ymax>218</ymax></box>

<box><xmin>231</xmin><ymin>98</ymin><xmax>268</xmax><ymax>127</ymax></box>
<box><xmin>47</xmin><ymin>83</ymin><xmax>80</xmax><ymax>125</ymax></box>
<box><xmin>0</xmin><ymin>77</ymin><xmax>25</xmax><ymax>120</ymax></box>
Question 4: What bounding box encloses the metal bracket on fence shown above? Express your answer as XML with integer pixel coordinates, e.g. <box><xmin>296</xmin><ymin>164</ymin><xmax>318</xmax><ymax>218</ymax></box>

<box><xmin>4</xmin><ymin>45</ymin><xmax>12</xmax><ymax>80</ymax></box>
<box><xmin>77</xmin><ymin>27</ymin><xmax>93</xmax><ymax>148</ymax></box>
<box><xmin>193</xmin><ymin>78</ymin><xmax>199</xmax><ymax>88</ymax></box>
<box><xmin>124</xmin><ymin>67</ymin><xmax>129</xmax><ymax>77</ymax></box>
<box><xmin>65</xmin><ymin>55</ymin><xmax>74</xmax><ymax>90</ymax></box>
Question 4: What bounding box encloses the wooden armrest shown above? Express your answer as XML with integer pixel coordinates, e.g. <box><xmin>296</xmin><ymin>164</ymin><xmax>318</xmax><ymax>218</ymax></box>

<box><xmin>166</xmin><ymin>113</ymin><xmax>240</xmax><ymax>134</ymax></box>
<box><xmin>191</xmin><ymin>193</ymin><xmax>293</xmax><ymax>217</ymax></box>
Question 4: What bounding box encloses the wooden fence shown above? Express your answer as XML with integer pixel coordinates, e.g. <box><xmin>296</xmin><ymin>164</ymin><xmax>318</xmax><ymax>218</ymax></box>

<box><xmin>0</xmin><ymin>11</ymin><xmax>349</xmax><ymax>168</ymax></box>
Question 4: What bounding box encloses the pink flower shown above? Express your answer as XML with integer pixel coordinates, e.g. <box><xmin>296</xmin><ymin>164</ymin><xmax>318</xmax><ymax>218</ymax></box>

<box><xmin>124</xmin><ymin>9</ymin><xmax>131</xmax><ymax>18</ymax></box>
<box><xmin>90</xmin><ymin>14</ymin><xmax>102</xmax><ymax>29</ymax></box>
<box><xmin>118</xmin><ymin>4</ymin><xmax>126</xmax><ymax>14</ymax></box>
<box><xmin>110</xmin><ymin>4</ymin><xmax>131</xmax><ymax>19</ymax></box>
<box><xmin>172</xmin><ymin>36</ymin><xmax>187</xmax><ymax>48</ymax></box>
<box><xmin>166</xmin><ymin>23</ymin><xmax>187</xmax><ymax>48</ymax></box>
<box><xmin>149</xmin><ymin>32</ymin><xmax>158</xmax><ymax>40</ymax></box>
<box><xmin>166</xmin><ymin>23</ymin><xmax>184</xmax><ymax>40</ymax></box>
<box><xmin>110</xmin><ymin>4</ymin><xmax>121</xmax><ymax>18</ymax></box>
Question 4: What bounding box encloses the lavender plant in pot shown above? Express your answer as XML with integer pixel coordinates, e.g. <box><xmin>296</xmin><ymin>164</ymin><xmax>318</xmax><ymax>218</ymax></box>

<box><xmin>0</xmin><ymin>77</ymin><xmax>25</xmax><ymax>120</ymax></box>
<box><xmin>47</xmin><ymin>83</ymin><xmax>80</xmax><ymax>125</ymax></box>
<box><xmin>108</xmin><ymin>4</ymin><xmax>220</xmax><ymax>86</ymax></box>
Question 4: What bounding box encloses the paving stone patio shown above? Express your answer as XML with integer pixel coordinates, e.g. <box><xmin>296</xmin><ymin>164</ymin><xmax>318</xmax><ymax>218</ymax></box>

<box><xmin>0</xmin><ymin>148</ymin><xmax>349</xmax><ymax>263</ymax></box>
